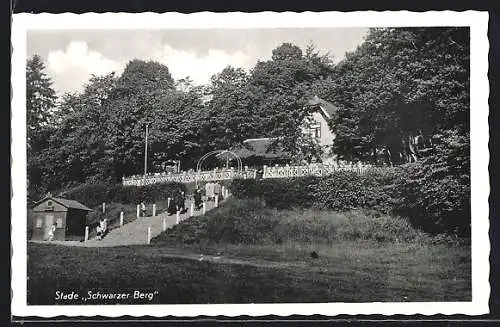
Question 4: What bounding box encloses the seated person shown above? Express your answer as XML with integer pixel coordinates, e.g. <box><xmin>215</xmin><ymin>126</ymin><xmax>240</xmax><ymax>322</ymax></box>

<box><xmin>102</xmin><ymin>218</ymin><xmax>108</xmax><ymax>236</ymax></box>
<box><xmin>96</xmin><ymin>225</ymin><xmax>103</xmax><ymax>240</ymax></box>
<box><xmin>97</xmin><ymin>218</ymin><xmax>107</xmax><ymax>240</ymax></box>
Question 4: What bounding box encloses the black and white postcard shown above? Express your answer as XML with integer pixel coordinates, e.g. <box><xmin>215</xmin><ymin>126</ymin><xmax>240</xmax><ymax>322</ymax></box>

<box><xmin>11</xmin><ymin>11</ymin><xmax>490</xmax><ymax>318</ymax></box>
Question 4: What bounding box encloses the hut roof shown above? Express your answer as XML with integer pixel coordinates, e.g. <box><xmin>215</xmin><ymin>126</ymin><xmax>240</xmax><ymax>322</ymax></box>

<box><xmin>34</xmin><ymin>196</ymin><xmax>93</xmax><ymax>211</ymax></box>
<box><xmin>306</xmin><ymin>95</ymin><xmax>339</xmax><ymax>119</ymax></box>
<box><xmin>230</xmin><ymin>138</ymin><xmax>291</xmax><ymax>159</ymax></box>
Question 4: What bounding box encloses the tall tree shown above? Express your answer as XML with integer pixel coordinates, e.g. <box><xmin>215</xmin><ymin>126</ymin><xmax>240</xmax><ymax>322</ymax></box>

<box><xmin>26</xmin><ymin>54</ymin><xmax>57</xmax><ymax>151</ymax></box>
<box><xmin>205</xmin><ymin>66</ymin><xmax>260</xmax><ymax>150</ymax></box>
<box><xmin>26</xmin><ymin>54</ymin><xmax>57</xmax><ymax>201</ymax></box>
<box><xmin>327</xmin><ymin>27</ymin><xmax>470</xmax><ymax>164</ymax></box>
<box><xmin>248</xmin><ymin>43</ymin><xmax>335</xmax><ymax>158</ymax></box>
<box><xmin>106</xmin><ymin>60</ymin><xmax>176</xmax><ymax>178</ymax></box>
<box><xmin>147</xmin><ymin>86</ymin><xmax>208</xmax><ymax>170</ymax></box>
<box><xmin>40</xmin><ymin>73</ymin><xmax>118</xmax><ymax>190</ymax></box>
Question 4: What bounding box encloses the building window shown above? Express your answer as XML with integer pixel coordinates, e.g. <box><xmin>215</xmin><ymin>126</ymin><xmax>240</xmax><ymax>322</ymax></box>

<box><xmin>56</xmin><ymin>218</ymin><xmax>63</xmax><ymax>228</ymax></box>
<box><xmin>310</xmin><ymin>124</ymin><xmax>321</xmax><ymax>139</ymax></box>
<box><xmin>36</xmin><ymin>218</ymin><xmax>42</xmax><ymax>228</ymax></box>
<box><xmin>314</xmin><ymin>127</ymin><xmax>321</xmax><ymax>139</ymax></box>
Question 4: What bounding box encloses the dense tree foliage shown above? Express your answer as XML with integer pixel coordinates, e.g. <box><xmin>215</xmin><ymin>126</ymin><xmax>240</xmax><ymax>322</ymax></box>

<box><xmin>26</xmin><ymin>26</ymin><xmax>471</xmax><ymax>232</ymax></box>
<box><xmin>247</xmin><ymin>42</ymin><xmax>334</xmax><ymax>157</ymax></box>
<box><xmin>317</xmin><ymin>27</ymin><xmax>471</xmax><ymax>235</ymax></box>
<box><xmin>26</xmin><ymin>55</ymin><xmax>58</xmax><ymax>145</ymax></box>
<box><xmin>205</xmin><ymin>66</ymin><xmax>258</xmax><ymax>149</ymax></box>
<box><xmin>45</xmin><ymin>73</ymin><xmax>118</xmax><ymax>187</ymax></box>
<box><xmin>324</xmin><ymin>27</ymin><xmax>469</xmax><ymax>164</ymax></box>
<box><xmin>26</xmin><ymin>55</ymin><xmax>58</xmax><ymax>200</ymax></box>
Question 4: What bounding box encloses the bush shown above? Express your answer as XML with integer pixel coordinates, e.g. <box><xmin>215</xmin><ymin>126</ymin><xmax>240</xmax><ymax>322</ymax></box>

<box><xmin>230</xmin><ymin>177</ymin><xmax>318</xmax><ymax>209</ymax></box>
<box><xmin>60</xmin><ymin>182</ymin><xmax>186</xmax><ymax>207</ymax></box>
<box><xmin>313</xmin><ymin>172</ymin><xmax>364</xmax><ymax>210</ymax></box>
<box><xmin>336</xmin><ymin>211</ymin><xmax>428</xmax><ymax>243</ymax></box>
<box><xmin>152</xmin><ymin>198</ymin><xmax>431</xmax><ymax>246</ymax></box>
<box><xmin>229</xmin><ymin>162</ymin><xmax>470</xmax><ymax>236</ymax></box>
<box><xmin>230</xmin><ymin>170</ymin><xmax>400</xmax><ymax>213</ymax></box>
<box><xmin>393</xmin><ymin>162</ymin><xmax>470</xmax><ymax>236</ymax></box>
<box><xmin>58</xmin><ymin>183</ymin><xmax>111</xmax><ymax>208</ymax></box>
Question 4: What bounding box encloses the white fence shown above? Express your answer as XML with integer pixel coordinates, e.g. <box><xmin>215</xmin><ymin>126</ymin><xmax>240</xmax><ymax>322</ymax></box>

<box><xmin>262</xmin><ymin>163</ymin><xmax>371</xmax><ymax>179</ymax></box>
<box><xmin>123</xmin><ymin>163</ymin><xmax>373</xmax><ymax>186</ymax></box>
<box><xmin>122</xmin><ymin>168</ymin><xmax>257</xmax><ymax>186</ymax></box>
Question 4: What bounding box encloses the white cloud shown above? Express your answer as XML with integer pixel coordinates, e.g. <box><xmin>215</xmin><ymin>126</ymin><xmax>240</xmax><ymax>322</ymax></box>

<box><xmin>46</xmin><ymin>41</ymin><xmax>254</xmax><ymax>94</ymax></box>
<box><xmin>151</xmin><ymin>45</ymin><xmax>253</xmax><ymax>85</ymax></box>
<box><xmin>47</xmin><ymin>41</ymin><xmax>123</xmax><ymax>95</ymax></box>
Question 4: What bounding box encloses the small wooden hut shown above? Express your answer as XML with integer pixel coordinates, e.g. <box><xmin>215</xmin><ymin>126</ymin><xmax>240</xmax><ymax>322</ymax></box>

<box><xmin>30</xmin><ymin>195</ymin><xmax>93</xmax><ymax>241</ymax></box>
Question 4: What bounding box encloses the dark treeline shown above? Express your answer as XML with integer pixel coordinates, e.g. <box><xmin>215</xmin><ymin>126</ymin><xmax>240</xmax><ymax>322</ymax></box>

<box><xmin>27</xmin><ymin>27</ymin><xmax>470</xmax><ymax>212</ymax></box>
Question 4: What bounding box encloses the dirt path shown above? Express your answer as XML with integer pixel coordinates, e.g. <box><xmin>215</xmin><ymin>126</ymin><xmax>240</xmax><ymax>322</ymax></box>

<box><xmin>138</xmin><ymin>248</ymin><xmax>317</xmax><ymax>271</ymax></box>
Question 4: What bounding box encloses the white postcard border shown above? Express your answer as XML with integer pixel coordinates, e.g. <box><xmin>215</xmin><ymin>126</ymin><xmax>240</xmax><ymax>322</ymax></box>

<box><xmin>11</xmin><ymin>11</ymin><xmax>490</xmax><ymax>317</ymax></box>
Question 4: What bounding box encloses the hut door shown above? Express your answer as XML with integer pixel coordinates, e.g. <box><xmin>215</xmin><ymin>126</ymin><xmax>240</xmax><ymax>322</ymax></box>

<box><xmin>43</xmin><ymin>215</ymin><xmax>54</xmax><ymax>240</ymax></box>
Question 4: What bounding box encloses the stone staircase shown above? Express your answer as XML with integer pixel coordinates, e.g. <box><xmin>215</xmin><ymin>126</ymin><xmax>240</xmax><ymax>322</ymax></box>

<box><xmin>83</xmin><ymin>196</ymin><xmax>225</xmax><ymax>247</ymax></box>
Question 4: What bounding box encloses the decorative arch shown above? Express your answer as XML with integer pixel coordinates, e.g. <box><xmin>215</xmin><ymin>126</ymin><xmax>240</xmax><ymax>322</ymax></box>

<box><xmin>196</xmin><ymin>150</ymin><xmax>243</xmax><ymax>172</ymax></box>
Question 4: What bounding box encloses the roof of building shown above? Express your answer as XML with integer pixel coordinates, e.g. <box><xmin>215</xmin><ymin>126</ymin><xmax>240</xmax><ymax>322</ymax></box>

<box><xmin>306</xmin><ymin>95</ymin><xmax>339</xmax><ymax>119</ymax></box>
<box><xmin>34</xmin><ymin>196</ymin><xmax>93</xmax><ymax>211</ymax></box>
<box><xmin>231</xmin><ymin>137</ymin><xmax>291</xmax><ymax>159</ymax></box>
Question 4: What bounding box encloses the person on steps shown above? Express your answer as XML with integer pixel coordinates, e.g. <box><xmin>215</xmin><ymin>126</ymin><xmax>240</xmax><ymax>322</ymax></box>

<box><xmin>179</xmin><ymin>191</ymin><xmax>187</xmax><ymax>213</ymax></box>
<box><xmin>194</xmin><ymin>186</ymin><xmax>202</xmax><ymax>210</ymax></box>
<box><xmin>214</xmin><ymin>182</ymin><xmax>221</xmax><ymax>201</ymax></box>
<box><xmin>167</xmin><ymin>193</ymin><xmax>177</xmax><ymax>215</ymax></box>
<box><xmin>169</xmin><ymin>189</ymin><xmax>182</xmax><ymax>215</ymax></box>
<box><xmin>205</xmin><ymin>182</ymin><xmax>215</xmax><ymax>201</ymax></box>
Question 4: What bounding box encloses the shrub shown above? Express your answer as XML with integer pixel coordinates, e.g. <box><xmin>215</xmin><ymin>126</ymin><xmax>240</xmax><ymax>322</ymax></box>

<box><xmin>60</xmin><ymin>182</ymin><xmax>186</xmax><ymax>207</ymax></box>
<box><xmin>393</xmin><ymin>162</ymin><xmax>470</xmax><ymax>235</ymax></box>
<box><xmin>230</xmin><ymin>177</ymin><xmax>319</xmax><ymax>209</ymax></box>
<box><xmin>152</xmin><ymin>199</ymin><xmax>431</xmax><ymax>246</ymax></box>
<box><xmin>58</xmin><ymin>183</ymin><xmax>110</xmax><ymax>207</ymax></box>
<box><xmin>230</xmin><ymin>161</ymin><xmax>470</xmax><ymax>236</ymax></box>
<box><xmin>313</xmin><ymin>171</ymin><xmax>366</xmax><ymax>211</ymax></box>
<box><xmin>230</xmin><ymin>170</ymin><xmax>400</xmax><ymax>213</ymax></box>
<box><xmin>336</xmin><ymin>211</ymin><xmax>429</xmax><ymax>243</ymax></box>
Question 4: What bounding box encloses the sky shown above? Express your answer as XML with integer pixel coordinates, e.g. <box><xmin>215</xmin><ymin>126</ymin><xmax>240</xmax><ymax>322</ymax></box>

<box><xmin>27</xmin><ymin>28</ymin><xmax>369</xmax><ymax>95</ymax></box>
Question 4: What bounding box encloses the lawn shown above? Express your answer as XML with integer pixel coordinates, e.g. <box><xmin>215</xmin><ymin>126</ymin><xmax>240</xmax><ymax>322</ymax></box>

<box><xmin>27</xmin><ymin>240</ymin><xmax>470</xmax><ymax>304</ymax></box>
<box><xmin>27</xmin><ymin>198</ymin><xmax>471</xmax><ymax>305</ymax></box>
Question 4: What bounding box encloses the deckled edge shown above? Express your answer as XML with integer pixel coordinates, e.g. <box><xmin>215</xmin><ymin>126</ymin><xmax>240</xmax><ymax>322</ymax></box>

<box><xmin>11</xmin><ymin>10</ymin><xmax>491</xmax><ymax>318</ymax></box>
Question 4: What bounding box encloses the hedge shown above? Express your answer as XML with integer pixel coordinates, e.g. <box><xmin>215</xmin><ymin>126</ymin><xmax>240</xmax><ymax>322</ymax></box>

<box><xmin>229</xmin><ymin>176</ymin><xmax>318</xmax><ymax>209</ymax></box>
<box><xmin>230</xmin><ymin>170</ymin><xmax>399</xmax><ymax>213</ymax></box>
<box><xmin>229</xmin><ymin>164</ymin><xmax>470</xmax><ymax>236</ymax></box>
<box><xmin>59</xmin><ymin>182</ymin><xmax>187</xmax><ymax>208</ymax></box>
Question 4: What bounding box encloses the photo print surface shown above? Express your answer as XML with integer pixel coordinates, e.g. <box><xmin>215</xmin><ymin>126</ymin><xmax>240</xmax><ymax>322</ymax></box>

<box><xmin>11</xmin><ymin>11</ymin><xmax>490</xmax><ymax>318</ymax></box>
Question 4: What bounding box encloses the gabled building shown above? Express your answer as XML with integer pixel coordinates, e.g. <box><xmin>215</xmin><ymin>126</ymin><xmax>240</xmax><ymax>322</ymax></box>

<box><xmin>230</xmin><ymin>96</ymin><xmax>339</xmax><ymax>166</ymax></box>
<box><xmin>29</xmin><ymin>195</ymin><xmax>93</xmax><ymax>241</ymax></box>
<box><xmin>301</xmin><ymin>96</ymin><xmax>338</xmax><ymax>163</ymax></box>
<box><xmin>230</xmin><ymin>137</ymin><xmax>291</xmax><ymax>167</ymax></box>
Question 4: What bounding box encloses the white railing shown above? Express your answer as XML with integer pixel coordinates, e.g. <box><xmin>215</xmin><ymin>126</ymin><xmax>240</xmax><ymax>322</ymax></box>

<box><xmin>123</xmin><ymin>163</ymin><xmax>373</xmax><ymax>186</ymax></box>
<box><xmin>262</xmin><ymin>163</ymin><xmax>371</xmax><ymax>179</ymax></box>
<box><xmin>122</xmin><ymin>168</ymin><xmax>257</xmax><ymax>186</ymax></box>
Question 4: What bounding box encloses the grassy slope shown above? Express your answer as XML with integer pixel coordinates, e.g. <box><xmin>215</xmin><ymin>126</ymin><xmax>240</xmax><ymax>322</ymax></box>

<box><xmin>151</xmin><ymin>198</ymin><xmax>464</xmax><ymax>247</ymax></box>
<box><xmin>27</xmin><ymin>198</ymin><xmax>471</xmax><ymax>304</ymax></box>
<box><xmin>27</xmin><ymin>241</ymin><xmax>470</xmax><ymax>304</ymax></box>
